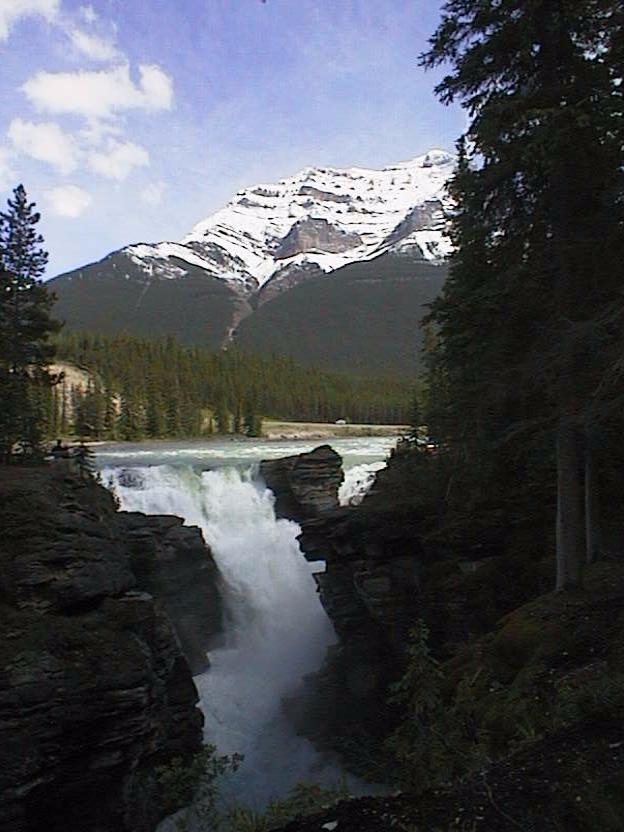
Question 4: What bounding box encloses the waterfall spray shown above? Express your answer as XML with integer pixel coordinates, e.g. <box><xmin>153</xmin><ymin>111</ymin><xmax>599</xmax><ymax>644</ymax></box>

<box><xmin>104</xmin><ymin>464</ymin><xmax>340</xmax><ymax>806</ymax></box>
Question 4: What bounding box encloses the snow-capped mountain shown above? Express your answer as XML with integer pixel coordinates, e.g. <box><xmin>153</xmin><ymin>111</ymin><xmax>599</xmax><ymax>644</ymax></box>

<box><xmin>51</xmin><ymin>149</ymin><xmax>455</xmax><ymax>375</ymax></box>
<box><xmin>122</xmin><ymin>149</ymin><xmax>455</xmax><ymax>295</ymax></box>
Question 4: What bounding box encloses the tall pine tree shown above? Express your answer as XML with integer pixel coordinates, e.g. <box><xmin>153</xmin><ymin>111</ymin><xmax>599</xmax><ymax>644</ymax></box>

<box><xmin>0</xmin><ymin>185</ymin><xmax>60</xmax><ymax>460</ymax></box>
<box><xmin>421</xmin><ymin>0</ymin><xmax>624</xmax><ymax>589</ymax></box>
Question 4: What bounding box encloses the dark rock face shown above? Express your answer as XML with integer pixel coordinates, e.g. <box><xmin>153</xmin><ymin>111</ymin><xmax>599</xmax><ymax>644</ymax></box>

<box><xmin>255</xmin><ymin>261</ymin><xmax>325</xmax><ymax>307</ymax></box>
<box><xmin>120</xmin><ymin>512</ymin><xmax>223</xmax><ymax>674</ymax></box>
<box><xmin>271</xmin><ymin>721</ymin><xmax>624</xmax><ymax>832</ymax></box>
<box><xmin>274</xmin><ymin>218</ymin><xmax>363</xmax><ymax>259</ymax></box>
<box><xmin>0</xmin><ymin>466</ymin><xmax>208</xmax><ymax>832</ymax></box>
<box><xmin>259</xmin><ymin>444</ymin><xmax>344</xmax><ymax>522</ymax></box>
<box><xmin>382</xmin><ymin>199</ymin><xmax>446</xmax><ymax>250</ymax></box>
<box><xmin>276</xmin><ymin>561</ymin><xmax>624</xmax><ymax>832</ymax></box>
<box><xmin>260</xmin><ymin>445</ymin><xmax>421</xmax><ymax>767</ymax></box>
<box><xmin>291</xmin><ymin>504</ymin><xmax>423</xmax><ymax>764</ymax></box>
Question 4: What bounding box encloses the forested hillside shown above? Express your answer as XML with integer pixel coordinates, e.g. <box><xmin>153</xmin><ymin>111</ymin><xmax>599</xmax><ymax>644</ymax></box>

<box><xmin>236</xmin><ymin>254</ymin><xmax>447</xmax><ymax>376</ymax></box>
<box><xmin>50</xmin><ymin>332</ymin><xmax>414</xmax><ymax>439</ymax></box>
<box><xmin>50</xmin><ymin>255</ymin><xmax>244</xmax><ymax>349</ymax></box>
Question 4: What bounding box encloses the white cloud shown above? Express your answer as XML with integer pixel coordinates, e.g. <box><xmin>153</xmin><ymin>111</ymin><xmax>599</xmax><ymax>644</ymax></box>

<box><xmin>79</xmin><ymin>5</ymin><xmax>97</xmax><ymax>24</ymax></box>
<box><xmin>22</xmin><ymin>64</ymin><xmax>174</xmax><ymax>119</ymax></box>
<box><xmin>45</xmin><ymin>184</ymin><xmax>92</xmax><ymax>217</ymax></box>
<box><xmin>0</xmin><ymin>147</ymin><xmax>17</xmax><ymax>190</ymax></box>
<box><xmin>0</xmin><ymin>0</ymin><xmax>59</xmax><ymax>41</ymax></box>
<box><xmin>78</xmin><ymin>118</ymin><xmax>122</xmax><ymax>146</ymax></box>
<box><xmin>136</xmin><ymin>65</ymin><xmax>173</xmax><ymax>110</ymax></box>
<box><xmin>141</xmin><ymin>181</ymin><xmax>166</xmax><ymax>206</ymax></box>
<box><xmin>8</xmin><ymin>118</ymin><xmax>79</xmax><ymax>174</ymax></box>
<box><xmin>69</xmin><ymin>28</ymin><xmax>121</xmax><ymax>62</ymax></box>
<box><xmin>88</xmin><ymin>138</ymin><xmax>149</xmax><ymax>180</ymax></box>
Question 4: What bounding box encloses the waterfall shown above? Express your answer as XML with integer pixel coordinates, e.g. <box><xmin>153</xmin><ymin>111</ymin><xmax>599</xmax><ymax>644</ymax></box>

<box><xmin>339</xmin><ymin>461</ymin><xmax>385</xmax><ymax>506</ymax></box>
<box><xmin>103</xmin><ymin>464</ymin><xmax>343</xmax><ymax>808</ymax></box>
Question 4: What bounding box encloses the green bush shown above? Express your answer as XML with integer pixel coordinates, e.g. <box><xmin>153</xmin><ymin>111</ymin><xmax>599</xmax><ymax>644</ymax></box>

<box><xmin>385</xmin><ymin>621</ymin><xmax>488</xmax><ymax>794</ymax></box>
<box><xmin>223</xmin><ymin>780</ymin><xmax>349</xmax><ymax>832</ymax></box>
<box><xmin>156</xmin><ymin>744</ymin><xmax>243</xmax><ymax>820</ymax></box>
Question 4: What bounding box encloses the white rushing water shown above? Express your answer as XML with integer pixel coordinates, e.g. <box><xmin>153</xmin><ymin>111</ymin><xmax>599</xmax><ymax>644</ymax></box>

<box><xmin>339</xmin><ymin>461</ymin><xmax>386</xmax><ymax>506</ymax></box>
<box><xmin>98</xmin><ymin>437</ymin><xmax>393</xmax><ymax>813</ymax></box>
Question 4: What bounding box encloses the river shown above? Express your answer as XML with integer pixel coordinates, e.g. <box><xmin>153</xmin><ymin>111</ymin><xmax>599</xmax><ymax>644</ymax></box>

<box><xmin>95</xmin><ymin>436</ymin><xmax>394</xmax><ymax>817</ymax></box>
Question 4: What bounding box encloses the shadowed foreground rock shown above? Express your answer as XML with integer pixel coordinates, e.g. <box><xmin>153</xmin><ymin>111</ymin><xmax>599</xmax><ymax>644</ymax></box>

<box><xmin>276</xmin><ymin>559</ymin><xmax>624</xmax><ymax>831</ymax></box>
<box><xmin>271</xmin><ymin>720</ymin><xmax>624</xmax><ymax>832</ymax></box>
<box><xmin>0</xmin><ymin>464</ymin><xmax>213</xmax><ymax>832</ymax></box>
<box><xmin>119</xmin><ymin>512</ymin><xmax>223</xmax><ymax>674</ymax></box>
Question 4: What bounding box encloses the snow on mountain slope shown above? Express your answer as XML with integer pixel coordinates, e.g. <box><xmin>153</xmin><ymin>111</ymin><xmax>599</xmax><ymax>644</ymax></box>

<box><xmin>123</xmin><ymin>149</ymin><xmax>455</xmax><ymax>293</ymax></box>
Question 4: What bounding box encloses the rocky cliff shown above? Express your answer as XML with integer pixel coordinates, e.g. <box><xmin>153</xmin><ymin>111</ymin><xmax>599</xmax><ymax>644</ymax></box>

<box><xmin>259</xmin><ymin>444</ymin><xmax>344</xmax><ymax>522</ymax></box>
<box><xmin>264</xmin><ymin>447</ymin><xmax>624</xmax><ymax>832</ymax></box>
<box><xmin>260</xmin><ymin>445</ymin><xmax>421</xmax><ymax>766</ymax></box>
<box><xmin>119</xmin><ymin>512</ymin><xmax>223</xmax><ymax>674</ymax></box>
<box><xmin>272</xmin><ymin>558</ymin><xmax>624</xmax><ymax>832</ymax></box>
<box><xmin>0</xmin><ymin>463</ymin><xmax>220</xmax><ymax>832</ymax></box>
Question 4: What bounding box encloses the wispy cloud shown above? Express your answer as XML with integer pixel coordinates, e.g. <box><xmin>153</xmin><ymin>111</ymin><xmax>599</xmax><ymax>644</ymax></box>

<box><xmin>88</xmin><ymin>138</ymin><xmax>149</xmax><ymax>180</ymax></box>
<box><xmin>78</xmin><ymin>5</ymin><xmax>97</xmax><ymax>25</ymax></box>
<box><xmin>141</xmin><ymin>180</ymin><xmax>166</xmax><ymax>206</ymax></box>
<box><xmin>8</xmin><ymin>118</ymin><xmax>79</xmax><ymax>174</ymax></box>
<box><xmin>68</xmin><ymin>28</ymin><xmax>121</xmax><ymax>62</ymax></box>
<box><xmin>0</xmin><ymin>147</ymin><xmax>17</xmax><ymax>190</ymax></box>
<box><xmin>0</xmin><ymin>0</ymin><xmax>59</xmax><ymax>41</ymax></box>
<box><xmin>23</xmin><ymin>64</ymin><xmax>174</xmax><ymax>119</ymax></box>
<box><xmin>45</xmin><ymin>183</ymin><xmax>92</xmax><ymax>217</ymax></box>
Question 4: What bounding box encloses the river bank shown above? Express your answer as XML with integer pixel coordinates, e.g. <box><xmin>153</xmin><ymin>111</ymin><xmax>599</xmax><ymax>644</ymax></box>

<box><xmin>262</xmin><ymin>421</ymin><xmax>407</xmax><ymax>439</ymax></box>
<box><xmin>53</xmin><ymin>422</ymin><xmax>407</xmax><ymax>448</ymax></box>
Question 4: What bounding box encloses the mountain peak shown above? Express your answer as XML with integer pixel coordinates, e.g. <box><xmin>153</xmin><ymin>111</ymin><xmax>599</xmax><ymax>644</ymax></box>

<box><xmin>120</xmin><ymin>149</ymin><xmax>455</xmax><ymax>292</ymax></box>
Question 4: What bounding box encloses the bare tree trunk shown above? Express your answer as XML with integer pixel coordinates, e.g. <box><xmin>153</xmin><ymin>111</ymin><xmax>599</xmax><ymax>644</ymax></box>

<box><xmin>584</xmin><ymin>428</ymin><xmax>602</xmax><ymax>564</ymax></box>
<box><xmin>556</xmin><ymin>417</ymin><xmax>584</xmax><ymax>590</ymax></box>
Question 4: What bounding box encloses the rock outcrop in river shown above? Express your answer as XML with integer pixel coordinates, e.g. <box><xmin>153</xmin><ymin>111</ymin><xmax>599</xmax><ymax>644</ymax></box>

<box><xmin>0</xmin><ymin>463</ymin><xmax>221</xmax><ymax>832</ymax></box>
<box><xmin>260</xmin><ymin>444</ymin><xmax>344</xmax><ymax>521</ymax></box>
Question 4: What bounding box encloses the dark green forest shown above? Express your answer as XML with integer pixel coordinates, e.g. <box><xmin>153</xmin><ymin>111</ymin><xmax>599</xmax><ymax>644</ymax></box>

<box><xmin>409</xmin><ymin>0</ymin><xmax>624</xmax><ymax>592</ymax></box>
<box><xmin>51</xmin><ymin>331</ymin><xmax>413</xmax><ymax>440</ymax></box>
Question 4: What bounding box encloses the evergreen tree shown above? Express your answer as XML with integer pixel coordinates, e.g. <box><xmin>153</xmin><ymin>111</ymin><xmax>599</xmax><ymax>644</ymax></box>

<box><xmin>421</xmin><ymin>0</ymin><xmax>624</xmax><ymax>589</ymax></box>
<box><xmin>0</xmin><ymin>185</ymin><xmax>60</xmax><ymax>459</ymax></box>
<box><xmin>117</xmin><ymin>393</ymin><xmax>143</xmax><ymax>440</ymax></box>
<box><xmin>215</xmin><ymin>397</ymin><xmax>230</xmax><ymax>434</ymax></box>
<box><xmin>243</xmin><ymin>396</ymin><xmax>263</xmax><ymax>437</ymax></box>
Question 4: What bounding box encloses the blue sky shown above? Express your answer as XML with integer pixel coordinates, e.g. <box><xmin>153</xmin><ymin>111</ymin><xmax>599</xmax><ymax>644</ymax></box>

<box><xmin>0</xmin><ymin>0</ymin><xmax>464</xmax><ymax>277</ymax></box>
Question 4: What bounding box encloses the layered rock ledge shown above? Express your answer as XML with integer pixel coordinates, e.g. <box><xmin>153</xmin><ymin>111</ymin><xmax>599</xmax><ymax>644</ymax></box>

<box><xmin>0</xmin><ymin>464</ymin><xmax>221</xmax><ymax>832</ymax></box>
<box><xmin>260</xmin><ymin>445</ymin><xmax>420</xmax><ymax>764</ymax></box>
<box><xmin>260</xmin><ymin>443</ymin><xmax>344</xmax><ymax>521</ymax></box>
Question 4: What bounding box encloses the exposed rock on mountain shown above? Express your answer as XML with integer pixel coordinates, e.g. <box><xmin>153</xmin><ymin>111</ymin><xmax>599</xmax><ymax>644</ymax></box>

<box><xmin>274</xmin><ymin>218</ymin><xmax>363</xmax><ymax>260</ymax></box>
<box><xmin>255</xmin><ymin>260</ymin><xmax>324</xmax><ymax>306</ymax></box>
<box><xmin>0</xmin><ymin>464</ymin><xmax>220</xmax><ymax>832</ymax></box>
